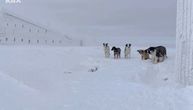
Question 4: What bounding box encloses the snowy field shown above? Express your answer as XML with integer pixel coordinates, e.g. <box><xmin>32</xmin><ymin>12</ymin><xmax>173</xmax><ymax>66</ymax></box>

<box><xmin>0</xmin><ymin>45</ymin><xmax>193</xmax><ymax>110</ymax></box>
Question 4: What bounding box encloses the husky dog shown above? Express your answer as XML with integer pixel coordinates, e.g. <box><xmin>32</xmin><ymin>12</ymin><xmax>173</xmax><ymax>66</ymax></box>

<box><xmin>124</xmin><ymin>44</ymin><xmax>131</xmax><ymax>59</ymax></box>
<box><xmin>103</xmin><ymin>43</ymin><xmax>110</xmax><ymax>58</ymax></box>
<box><xmin>146</xmin><ymin>46</ymin><xmax>167</xmax><ymax>64</ymax></box>
<box><xmin>111</xmin><ymin>46</ymin><xmax>121</xmax><ymax>59</ymax></box>
<box><xmin>137</xmin><ymin>49</ymin><xmax>150</xmax><ymax>60</ymax></box>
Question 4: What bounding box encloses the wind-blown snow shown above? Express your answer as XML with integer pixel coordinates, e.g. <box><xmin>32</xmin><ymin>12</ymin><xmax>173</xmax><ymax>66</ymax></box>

<box><xmin>0</xmin><ymin>45</ymin><xmax>192</xmax><ymax>110</ymax></box>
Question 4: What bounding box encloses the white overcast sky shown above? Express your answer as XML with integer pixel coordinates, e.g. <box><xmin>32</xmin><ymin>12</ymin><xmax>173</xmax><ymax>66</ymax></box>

<box><xmin>0</xmin><ymin>0</ymin><xmax>176</xmax><ymax>38</ymax></box>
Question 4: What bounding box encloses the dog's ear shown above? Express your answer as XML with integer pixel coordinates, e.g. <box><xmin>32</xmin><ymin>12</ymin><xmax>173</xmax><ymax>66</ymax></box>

<box><xmin>129</xmin><ymin>44</ymin><xmax>131</xmax><ymax>47</ymax></box>
<box><xmin>137</xmin><ymin>50</ymin><xmax>141</xmax><ymax>53</ymax></box>
<box><xmin>103</xmin><ymin>43</ymin><xmax>105</xmax><ymax>46</ymax></box>
<box><xmin>125</xmin><ymin>44</ymin><xmax>128</xmax><ymax>47</ymax></box>
<box><xmin>106</xmin><ymin>43</ymin><xmax>108</xmax><ymax>46</ymax></box>
<box><xmin>111</xmin><ymin>47</ymin><xmax>114</xmax><ymax>50</ymax></box>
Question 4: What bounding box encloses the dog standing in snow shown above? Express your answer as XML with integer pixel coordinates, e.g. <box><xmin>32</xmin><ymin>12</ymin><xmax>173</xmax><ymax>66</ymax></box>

<box><xmin>146</xmin><ymin>46</ymin><xmax>167</xmax><ymax>64</ymax></box>
<box><xmin>137</xmin><ymin>49</ymin><xmax>150</xmax><ymax>60</ymax></box>
<box><xmin>103</xmin><ymin>43</ymin><xmax>110</xmax><ymax>58</ymax></box>
<box><xmin>111</xmin><ymin>46</ymin><xmax>121</xmax><ymax>59</ymax></box>
<box><xmin>124</xmin><ymin>44</ymin><xmax>131</xmax><ymax>59</ymax></box>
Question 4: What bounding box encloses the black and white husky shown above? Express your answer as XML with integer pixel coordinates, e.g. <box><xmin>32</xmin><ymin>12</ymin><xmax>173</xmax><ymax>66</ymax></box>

<box><xmin>124</xmin><ymin>44</ymin><xmax>131</xmax><ymax>59</ymax></box>
<box><xmin>103</xmin><ymin>43</ymin><xmax>110</xmax><ymax>58</ymax></box>
<box><xmin>111</xmin><ymin>46</ymin><xmax>121</xmax><ymax>59</ymax></box>
<box><xmin>146</xmin><ymin>46</ymin><xmax>167</xmax><ymax>64</ymax></box>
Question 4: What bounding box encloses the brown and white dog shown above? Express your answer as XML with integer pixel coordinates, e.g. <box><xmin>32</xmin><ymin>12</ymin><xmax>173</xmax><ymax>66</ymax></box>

<box><xmin>111</xmin><ymin>46</ymin><xmax>121</xmax><ymax>59</ymax></box>
<box><xmin>103</xmin><ymin>43</ymin><xmax>110</xmax><ymax>58</ymax></box>
<box><xmin>124</xmin><ymin>44</ymin><xmax>131</xmax><ymax>59</ymax></box>
<box><xmin>137</xmin><ymin>49</ymin><xmax>150</xmax><ymax>60</ymax></box>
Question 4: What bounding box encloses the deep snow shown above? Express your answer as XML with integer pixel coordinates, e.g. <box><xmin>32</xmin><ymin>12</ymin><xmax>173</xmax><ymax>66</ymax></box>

<box><xmin>0</xmin><ymin>46</ymin><xmax>193</xmax><ymax>110</ymax></box>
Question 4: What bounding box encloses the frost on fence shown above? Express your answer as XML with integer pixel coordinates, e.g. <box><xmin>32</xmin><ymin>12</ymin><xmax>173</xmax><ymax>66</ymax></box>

<box><xmin>176</xmin><ymin>0</ymin><xmax>193</xmax><ymax>86</ymax></box>
<box><xmin>0</xmin><ymin>10</ymin><xmax>75</xmax><ymax>46</ymax></box>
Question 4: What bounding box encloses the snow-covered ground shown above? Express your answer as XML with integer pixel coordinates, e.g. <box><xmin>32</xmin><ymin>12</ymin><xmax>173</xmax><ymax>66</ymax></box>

<box><xmin>0</xmin><ymin>45</ymin><xmax>193</xmax><ymax>110</ymax></box>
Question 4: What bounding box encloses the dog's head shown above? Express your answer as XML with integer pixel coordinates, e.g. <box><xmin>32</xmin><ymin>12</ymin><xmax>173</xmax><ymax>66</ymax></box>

<box><xmin>137</xmin><ymin>50</ymin><xmax>144</xmax><ymax>55</ymax></box>
<box><xmin>103</xmin><ymin>43</ymin><xmax>106</xmax><ymax>47</ymax></box>
<box><xmin>137</xmin><ymin>49</ymin><xmax>149</xmax><ymax>60</ymax></box>
<box><xmin>111</xmin><ymin>46</ymin><xmax>116</xmax><ymax>51</ymax></box>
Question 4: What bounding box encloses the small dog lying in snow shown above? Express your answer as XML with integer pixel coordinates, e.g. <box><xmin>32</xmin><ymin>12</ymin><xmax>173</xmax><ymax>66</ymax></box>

<box><xmin>103</xmin><ymin>43</ymin><xmax>110</xmax><ymax>58</ymax></box>
<box><xmin>137</xmin><ymin>49</ymin><xmax>150</xmax><ymax>60</ymax></box>
<box><xmin>124</xmin><ymin>44</ymin><xmax>131</xmax><ymax>59</ymax></box>
<box><xmin>146</xmin><ymin>46</ymin><xmax>167</xmax><ymax>64</ymax></box>
<box><xmin>111</xmin><ymin>46</ymin><xmax>121</xmax><ymax>59</ymax></box>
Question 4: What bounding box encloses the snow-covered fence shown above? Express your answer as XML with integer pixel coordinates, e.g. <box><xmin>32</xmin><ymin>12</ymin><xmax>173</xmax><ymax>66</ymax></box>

<box><xmin>0</xmin><ymin>10</ymin><xmax>75</xmax><ymax>46</ymax></box>
<box><xmin>176</xmin><ymin>0</ymin><xmax>193</xmax><ymax>86</ymax></box>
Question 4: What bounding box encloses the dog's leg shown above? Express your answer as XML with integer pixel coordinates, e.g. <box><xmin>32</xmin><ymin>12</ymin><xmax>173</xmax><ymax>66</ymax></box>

<box><xmin>107</xmin><ymin>47</ymin><xmax>110</xmax><ymax>58</ymax></box>
<box><xmin>124</xmin><ymin>49</ymin><xmax>126</xmax><ymax>59</ymax></box>
<box><xmin>104</xmin><ymin>48</ymin><xmax>107</xmax><ymax>58</ymax></box>
<box><xmin>108</xmin><ymin>51</ymin><xmax>110</xmax><ymax>58</ymax></box>
<box><xmin>106</xmin><ymin>48</ymin><xmax>110</xmax><ymax>58</ymax></box>
<box><xmin>153</xmin><ymin>56</ymin><xmax>158</xmax><ymax>64</ymax></box>
<box><xmin>109</xmin><ymin>49</ymin><xmax>111</xmax><ymax>58</ymax></box>
<box><xmin>152</xmin><ymin>56</ymin><xmax>155</xmax><ymax>63</ymax></box>
<box><xmin>160</xmin><ymin>57</ymin><xmax>164</xmax><ymax>62</ymax></box>
<box><xmin>151</xmin><ymin>50</ymin><xmax>157</xmax><ymax>64</ymax></box>
<box><xmin>128</xmin><ymin>49</ymin><xmax>131</xmax><ymax>59</ymax></box>
<box><xmin>105</xmin><ymin>52</ymin><xmax>108</xmax><ymax>58</ymax></box>
<box><xmin>126</xmin><ymin>52</ymin><xmax>129</xmax><ymax>59</ymax></box>
<box><xmin>108</xmin><ymin>53</ymin><xmax>110</xmax><ymax>58</ymax></box>
<box><xmin>103</xmin><ymin>47</ymin><xmax>105</xmax><ymax>57</ymax></box>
